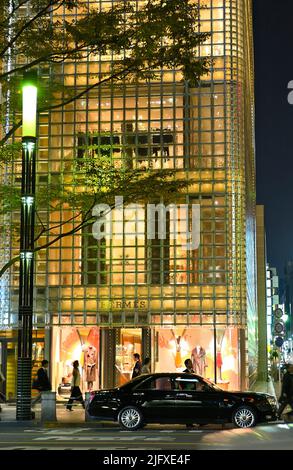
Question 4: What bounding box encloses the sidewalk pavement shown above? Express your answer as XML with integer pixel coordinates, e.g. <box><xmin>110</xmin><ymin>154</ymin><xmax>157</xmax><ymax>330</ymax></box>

<box><xmin>0</xmin><ymin>401</ymin><xmax>91</xmax><ymax>426</ymax></box>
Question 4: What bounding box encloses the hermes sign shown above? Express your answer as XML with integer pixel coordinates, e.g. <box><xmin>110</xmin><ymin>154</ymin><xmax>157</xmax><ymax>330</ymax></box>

<box><xmin>98</xmin><ymin>299</ymin><xmax>147</xmax><ymax>310</ymax></box>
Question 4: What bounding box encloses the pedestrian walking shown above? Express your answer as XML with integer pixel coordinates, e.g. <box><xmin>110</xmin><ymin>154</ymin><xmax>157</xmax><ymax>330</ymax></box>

<box><xmin>141</xmin><ymin>357</ymin><xmax>151</xmax><ymax>375</ymax></box>
<box><xmin>66</xmin><ymin>360</ymin><xmax>85</xmax><ymax>411</ymax></box>
<box><xmin>32</xmin><ymin>359</ymin><xmax>51</xmax><ymax>406</ymax></box>
<box><xmin>278</xmin><ymin>362</ymin><xmax>293</xmax><ymax>419</ymax></box>
<box><xmin>131</xmin><ymin>353</ymin><xmax>142</xmax><ymax>379</ymax></box>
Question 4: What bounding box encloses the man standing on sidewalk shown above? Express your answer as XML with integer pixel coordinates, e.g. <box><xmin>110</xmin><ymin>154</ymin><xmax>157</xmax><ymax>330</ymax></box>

<box><xmin>278</xmin><ymin>362</ymin><xmax>293</xmax><ymax>419</ymax></box>
<box><xmin>131</xmin><ymin>353</ymin><xmax>142</xmax><ymax>379</ymax></box>
<box><xmin>32</xmin><ymin>360</ymin><xmax>52</xmax><ymax>406</ymax></box>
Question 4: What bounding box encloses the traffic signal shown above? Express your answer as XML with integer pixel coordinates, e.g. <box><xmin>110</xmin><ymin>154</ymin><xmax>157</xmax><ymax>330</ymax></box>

<box><xmin>273</xmin><ymin>308</ymin><xmax>286</xmax><ymax>347</ymax></box>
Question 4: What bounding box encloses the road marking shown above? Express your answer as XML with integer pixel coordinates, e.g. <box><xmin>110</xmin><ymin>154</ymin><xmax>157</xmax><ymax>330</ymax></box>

<box><xmin>34</xmin><ymin>435</ymin><xmax>175</xmax><ymax>441</ymax></box>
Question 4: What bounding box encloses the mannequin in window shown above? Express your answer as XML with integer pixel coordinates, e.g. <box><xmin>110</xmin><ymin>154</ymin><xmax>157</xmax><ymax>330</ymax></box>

<box><xmin>191</xmin><ymin>346</ymin><xmax>207</xmax><ymax>376</ymax></box>
<box><xmin>216</xmin><ymin>349</ymin><xmax>223</xmax><ymax>380</ymax></box>
<box><xmin>83</xmin><ymin>345</ymin><xmax>97</xmax><ymax>391</ymax></box>
<box><xmin>171</xmin><ymin>329</ymin><xmax>186</xmax><ymax>368</ymax></box>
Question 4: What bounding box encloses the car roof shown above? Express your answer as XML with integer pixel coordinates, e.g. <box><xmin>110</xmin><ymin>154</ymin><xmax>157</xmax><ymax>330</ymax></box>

<box><xmin>118</xmin><ymin>372</ymin><xmax>208</xmax><ymax>390</ymax></box>
<box><xmin>137</xmin><ymin>372</ymin><xmax>203</xmax><ymax>379</ymax></box>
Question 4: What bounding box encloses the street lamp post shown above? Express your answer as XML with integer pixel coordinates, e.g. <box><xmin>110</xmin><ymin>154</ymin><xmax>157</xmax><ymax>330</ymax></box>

<box><xmin>16</xmin><ymin>71</ymin><xmax>38</xmax><ymax>420</ymax></box>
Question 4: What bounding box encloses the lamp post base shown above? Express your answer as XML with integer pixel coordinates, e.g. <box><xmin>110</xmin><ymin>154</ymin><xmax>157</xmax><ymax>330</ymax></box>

<box><xmin>16</xmin><ymin>357</ymin><xmax>33</xmax><ymax>421</ymax></box>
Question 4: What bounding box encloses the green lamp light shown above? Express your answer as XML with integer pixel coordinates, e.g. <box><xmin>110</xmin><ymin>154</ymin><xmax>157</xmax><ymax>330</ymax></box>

<box><xmin>22</xmin><ymin>73</ymin><xmax>38</xmax><ymax>137</ymax></box>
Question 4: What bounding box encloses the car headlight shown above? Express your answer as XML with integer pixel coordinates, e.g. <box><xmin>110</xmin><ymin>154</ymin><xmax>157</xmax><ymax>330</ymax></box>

<box><xmin>266</xmin><ymin>396</ymin><xmax>277</xmax><ymax>407</ymax></box>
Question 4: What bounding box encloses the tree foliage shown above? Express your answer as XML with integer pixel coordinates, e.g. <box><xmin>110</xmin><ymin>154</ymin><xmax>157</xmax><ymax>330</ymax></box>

<box><xmin>0</xmin><ymin>0</ymin><xmax>210</xmax><ymax>140</ymax></box>
<box><xmin>0</xmin><ymin>0</ymin><xmax>211</xmax><ymax>277</ymax></box>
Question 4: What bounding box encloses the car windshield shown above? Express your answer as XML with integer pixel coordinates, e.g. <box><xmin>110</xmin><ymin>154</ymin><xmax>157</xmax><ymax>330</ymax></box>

<box><xmin>203</xmin><ymin>377</ymin><xmax>223</xmax><ymax>391</ymax></box>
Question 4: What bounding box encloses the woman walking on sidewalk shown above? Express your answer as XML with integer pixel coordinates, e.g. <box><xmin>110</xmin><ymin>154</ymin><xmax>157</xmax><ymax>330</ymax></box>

<box><xmin>66</xmin><ymin>360</ymin><xmax>85</xmax><ymax>411</ymax></box>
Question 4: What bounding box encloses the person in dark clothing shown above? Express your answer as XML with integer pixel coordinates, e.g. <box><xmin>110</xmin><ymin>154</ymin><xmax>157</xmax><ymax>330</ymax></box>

<box><xmin>32</xmin><ymin>360</ymin><xmax>51</xmax><ymax>406</ymax></box>
<box><xmin>132</xmin><ymin>353</ymin><xmax>142</xmax><ymax>379</ymax></box>
<box><xmin>278</xmin><ymin>363</ymin><xmax>293</xmax><ymax>419</ymax></box>
<box><xmin>37</xmin><ymin>360</ymin><xmax>52</xmax><ymax>391</ymax></box>
<box><xmin>66</xmin><ymin>360</ymin><xmax>85</xmax><ymax>411</ymax></box>
<box><xmin>182</xmin><ymin>358</ymin><xmax>196</xmax><ymax>428</ymax></box>
<box><xmin>183</xmin><ymin>358</ymin><xmax>195</xmax><ymax>374</ymax></box>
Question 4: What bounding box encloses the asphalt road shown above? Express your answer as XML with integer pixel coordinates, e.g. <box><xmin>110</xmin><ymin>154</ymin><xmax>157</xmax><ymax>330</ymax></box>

<box><xmin>0</xmin><ymin>422</ymin><xmax>293</xmax><ymax>450</ymax></box>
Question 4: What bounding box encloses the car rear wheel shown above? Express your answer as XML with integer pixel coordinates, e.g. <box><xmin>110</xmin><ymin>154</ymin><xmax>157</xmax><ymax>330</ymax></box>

<box><xmin>118</xmin><ymin>406</ymin><xmax>144</xmax><ymax>430</ymax></box>
<box><xmin>232</xmin><ymin>405</ymin><xmax>257</xmax><ymax>428</ymax></box>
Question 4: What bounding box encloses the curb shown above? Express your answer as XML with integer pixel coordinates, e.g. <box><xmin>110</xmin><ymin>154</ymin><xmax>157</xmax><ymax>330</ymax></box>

<box><xmin>0</xmin><ymin>418</ymin><xmax>118</xmax><ymax>428</ymax></box>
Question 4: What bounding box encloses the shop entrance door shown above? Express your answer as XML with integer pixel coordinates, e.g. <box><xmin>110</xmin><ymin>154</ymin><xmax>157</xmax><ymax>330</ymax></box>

<box><xmin>115</xmin><ymin>328</ymin><xmax>142</xmax><ymax>386</ymax></box>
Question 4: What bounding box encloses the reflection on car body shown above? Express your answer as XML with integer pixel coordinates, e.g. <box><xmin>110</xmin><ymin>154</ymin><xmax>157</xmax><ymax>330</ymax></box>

<box><xmin>87</xmin><ymin>373</ymin><xmax>277</xmax><ymax>430</ymax></box>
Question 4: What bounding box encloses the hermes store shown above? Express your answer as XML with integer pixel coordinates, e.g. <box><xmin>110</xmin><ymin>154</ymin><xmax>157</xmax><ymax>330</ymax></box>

<box><xmin>49</xmin><ymin>324</ymin><xmax>242</xmax><ymax>396</ymax></box>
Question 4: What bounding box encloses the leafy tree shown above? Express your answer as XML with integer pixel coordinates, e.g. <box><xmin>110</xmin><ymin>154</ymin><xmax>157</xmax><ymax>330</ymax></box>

<box><xmin>0</xmin><ymin>0</ymin><xmax>211</xmax><ymax>277</ymax></box>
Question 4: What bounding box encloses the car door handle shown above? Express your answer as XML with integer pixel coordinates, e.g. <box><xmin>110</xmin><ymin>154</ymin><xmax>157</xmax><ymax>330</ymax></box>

<box><xmin>133</xmin><ymin>392</ymin><xmax>145</xmax><ymax>396</ymax></box>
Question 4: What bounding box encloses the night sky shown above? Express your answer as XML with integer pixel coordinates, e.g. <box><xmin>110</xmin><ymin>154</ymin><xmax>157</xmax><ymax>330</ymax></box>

<box><xmin>253</xmin><ymin>0</ymin><xmax>293</xmax><ymax>276</ymax></box>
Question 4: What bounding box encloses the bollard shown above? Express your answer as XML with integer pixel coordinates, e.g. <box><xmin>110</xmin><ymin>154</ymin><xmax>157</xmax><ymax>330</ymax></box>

<box><xmin>41</xmin><ymin>391</ymin><xmax>57</xmax><ymax>422</ymax></box>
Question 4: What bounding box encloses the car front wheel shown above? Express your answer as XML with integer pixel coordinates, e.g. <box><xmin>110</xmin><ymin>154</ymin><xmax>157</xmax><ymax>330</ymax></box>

<box><xmin>232</xmin><ymin>405</ymin><xmax>257</xmax><ymax>428</ymax></box>
<box><xmin>118</xmin><ymin>406</ymin><xmax>144</xmax><ymax>430</ymax></box>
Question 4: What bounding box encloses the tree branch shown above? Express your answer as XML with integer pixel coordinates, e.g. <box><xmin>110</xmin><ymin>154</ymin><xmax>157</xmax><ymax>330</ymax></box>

<box><xmin>34</xmin><ymin>209</ymin><xmax>83</xmax><ymax>242</ymax></box>
<box><xmin>0</xmin><ymin>120</ymin><xmax>22</xmax><ymax>145</ymax></box>
<box><xmin>0</xmin><ymin>64</ymin><xmax>136</xmax><ymax>144</ymax></box>
<box><xmin>0</xmin><ymin>0</ymin><xmax>62</xmax><ymax>59</ymax></box>
<box><xmin>0</xmin><ymin>1</ymin><xmax>31</xmax><ymax>27</ymax></box>
<box><xmin>41</xmin><ymin>64</ymin><xmax>134</xmax><ymax>112</ymax></box>
<box><xmin>0</xmin><ymin>254</ymin><xmax>20</xmax><ymax>278</ymax></box>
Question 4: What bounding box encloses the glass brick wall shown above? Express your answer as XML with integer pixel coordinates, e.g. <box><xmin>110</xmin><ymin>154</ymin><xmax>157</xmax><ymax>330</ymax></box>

<box><xmin>0</xmin><ymin>1</ymin><xmax>256</xmax><ymax>341</ymax></box>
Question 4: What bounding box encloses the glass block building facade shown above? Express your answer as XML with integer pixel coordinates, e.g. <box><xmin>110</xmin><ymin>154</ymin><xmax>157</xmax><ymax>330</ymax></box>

<box><xmin>0</xmin><ymin>0</ymin><xmax>257</xmax><ymax>398</ymax></box>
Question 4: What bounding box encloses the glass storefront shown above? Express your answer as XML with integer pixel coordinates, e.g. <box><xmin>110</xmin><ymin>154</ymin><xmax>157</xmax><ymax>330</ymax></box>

<box><xmin>49</xmin><ymin>326</ymin><xmax>240</xmax><ymax>392</ymax></box>
<box><xmin>154</xmin><ymin>327</ymin><xmax>214</xmax><ymax>378</ymax></box>
<box><xmin>115</xmin><ymin>328</ymin><xmax>142</xmax><ymax>386</ymax></box>
<box><xmin>153</xmin><ymin>326</ymin><xmax>239</xmax><ymax>390</ymax></box>
<box><xmin>52</xmin><ymin>326</ymin><xmax>100</xmax><ymax>398</ymax></box>
<box><xmin>0</xmin><ymin>1</ymin><xmax>256</xmax><ymax>392</ymax></box>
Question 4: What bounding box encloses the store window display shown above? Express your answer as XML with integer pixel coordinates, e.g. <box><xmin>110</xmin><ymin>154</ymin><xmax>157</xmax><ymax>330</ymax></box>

<box><xmin>170</xmin><ymin>328</ymin><xmax>187</xmax><ymax>369</ymax></box>
<box><xmin>216</xmin><ymin>349</ymin><xmax>223</xmax><ymax>380</ymax></box>
<box><xmin>83</xmin><ymin>344</ymin><xmax>97</xmax><ymax>391</ymax></box>
<box><xmin>156</xmin><ymin>327</ymin><xmax>214</xmax><ymax>379</ymax></box>
<box><xmin>115</xmin><ymin>328</ymin><xmax>142</xmax><ymax>386</ymax></box>
<box><xmin>154</xmin><ymin>327</ymin><xmax>240</xmax><ymax>391</ymax></box>
<box><xmin>215</xmin><ymin>329</ymin><xmax>239</xmax><ymax>390</ymax></box>
<box><xmin>191</xmin><ymin>345</ymin><xmax>207</xmax><ymax>376</ymax></box>
<box><xmin>52</xmin><ymin>326</ymin><xmax>100</xmax><ymax>398</ymax></box>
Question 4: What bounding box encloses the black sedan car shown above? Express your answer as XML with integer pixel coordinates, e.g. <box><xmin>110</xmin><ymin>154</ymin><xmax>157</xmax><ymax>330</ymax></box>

<box><xmin>86</xmin><ymin>373</ymin><xmax>277</xmax><ymax>430</ymax></box>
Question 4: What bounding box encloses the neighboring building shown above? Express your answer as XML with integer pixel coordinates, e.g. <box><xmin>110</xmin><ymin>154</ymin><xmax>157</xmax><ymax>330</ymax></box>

<box><xmin>284</xmin><ymin>261</ymin><xmax>293</xmax><ymax>339</ymax></box>
<box><xmin>0</xmin><ymin>0</ymin><xmax>257</xmax><ymax>397</ymax></box>
<box><xmin>256</xmin><ymin>205</ymin><xmax>268</xmax><ymax>381</ymax></box>
<box><xmin>266</xmin><ymin>265</ymin><xmax>280</xmax><ymax>348</ymax></box>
